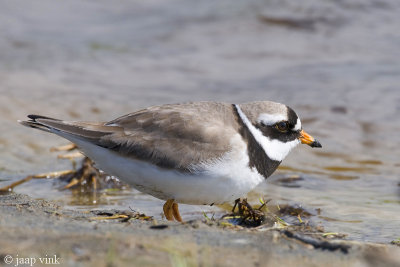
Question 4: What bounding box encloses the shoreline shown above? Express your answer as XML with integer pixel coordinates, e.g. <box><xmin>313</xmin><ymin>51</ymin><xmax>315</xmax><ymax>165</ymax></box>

<box><xmin>1</xmin><ymin>193</ymin><xmax>399</xmax><ymax>267</ymax></box>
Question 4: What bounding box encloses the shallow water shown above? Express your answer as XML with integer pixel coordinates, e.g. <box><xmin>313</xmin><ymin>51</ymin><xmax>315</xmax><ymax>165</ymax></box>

<box><xmin>0</xmin><ymin>0</ymin><xmax>399</xmax><ymax>243</ymax></box>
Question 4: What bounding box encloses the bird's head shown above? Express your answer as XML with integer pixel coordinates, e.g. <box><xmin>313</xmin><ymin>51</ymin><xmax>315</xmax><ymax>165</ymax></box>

<box><xmin>236</xmin><ymin>101</ymin><xmax>321</xmax><ymax>162</ymax></box>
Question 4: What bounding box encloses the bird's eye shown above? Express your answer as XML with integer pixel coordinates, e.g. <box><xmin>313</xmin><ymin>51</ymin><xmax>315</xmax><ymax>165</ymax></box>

<box><xmin>275</xmin><ymin>121</ymin><xmax>289</xmax><ymax>132</ymax></box>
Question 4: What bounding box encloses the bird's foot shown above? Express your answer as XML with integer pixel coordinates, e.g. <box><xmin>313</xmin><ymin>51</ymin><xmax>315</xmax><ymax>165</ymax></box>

<box><xmin>228</xmin><ymin>198</ymin><xmax>265</xmax><ymax>226</ymax></box>
<box><xmin>163</xmin><ymin>199</ymin><xmax>183</xmax><ymax>222</ymax></box>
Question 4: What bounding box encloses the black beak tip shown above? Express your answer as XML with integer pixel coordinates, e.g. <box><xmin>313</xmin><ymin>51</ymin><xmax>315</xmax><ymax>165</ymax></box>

<box><xmin>310</xmin><ymin>140</ymin><xmax>322</xmax><ymax>148</ymax></box>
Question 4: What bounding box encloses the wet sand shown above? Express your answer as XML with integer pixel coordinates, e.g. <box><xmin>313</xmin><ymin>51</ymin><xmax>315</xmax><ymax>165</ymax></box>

<box><xmin>1</xmin><ymin>193</ymin><xmax>399</xmax><ymax>267</ymax></box>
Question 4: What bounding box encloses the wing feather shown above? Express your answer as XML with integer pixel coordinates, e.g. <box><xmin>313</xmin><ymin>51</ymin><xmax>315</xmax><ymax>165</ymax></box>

<box><xmin>22</xmin><ymin>102</ymin><xmax>239</xmax><ymax>172</ymax></box>
<box><xmin>101</xmin><ymin>102</ymin><xmax>238</xmax><ymax>170</ymax></box>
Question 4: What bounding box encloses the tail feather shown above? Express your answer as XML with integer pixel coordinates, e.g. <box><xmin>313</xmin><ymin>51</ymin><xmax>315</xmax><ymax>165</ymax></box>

<box><xmin>19</xmin><ymin>114</ymin><xmax>60</xmax><ymax>133</ymax></box>
<box><xmin>27</xmin><ymin>114</ymin><xmax>61</xmax><ymax>121</ymax></box>
<box><xmin>19</xmin><ymin>120</ymin><xmax>53</xmax><ymax>133</ymax></box>
<box><xmin>19</xmin><ymin>114</ymin><xmax>122</xmax><ymax>145</ymax></box>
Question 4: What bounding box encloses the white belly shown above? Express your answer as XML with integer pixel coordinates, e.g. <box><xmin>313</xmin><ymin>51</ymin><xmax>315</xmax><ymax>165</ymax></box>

<box><xmin>58</xmin><ymin>133</ymin><xmax>264</xmax><ymax>205</ymax></box>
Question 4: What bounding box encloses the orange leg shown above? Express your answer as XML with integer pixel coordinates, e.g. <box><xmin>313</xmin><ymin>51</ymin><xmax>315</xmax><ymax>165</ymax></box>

<box><xmin>172</xmin><ymin>202</ymin><xmax>183</xmax><ymax>222</ymax></box>
<box><xmin>163</xmin><ymin>199</ymin><xmax>183</xmax><ymax>222</ymax></box>
<box><xmin>163</xmin><ymin>199</ymin><xmax>174</xmax><ymax>221</ymax></box>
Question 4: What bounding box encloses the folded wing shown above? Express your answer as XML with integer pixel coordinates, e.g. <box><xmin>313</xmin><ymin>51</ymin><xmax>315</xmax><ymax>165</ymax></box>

<box><xmin>21</xmin><ymin>102</ymin><xmax>238</xmax><ymax>172</ymax></box>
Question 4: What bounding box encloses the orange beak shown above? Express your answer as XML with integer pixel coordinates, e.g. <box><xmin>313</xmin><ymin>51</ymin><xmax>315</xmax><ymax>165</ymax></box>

<box><xmin>299</xmin><ymin>130</ymin><xmax>322</xmax><ymax>148</ymax></box>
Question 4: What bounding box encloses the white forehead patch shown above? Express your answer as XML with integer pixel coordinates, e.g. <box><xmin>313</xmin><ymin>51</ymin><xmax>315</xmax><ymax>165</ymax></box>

<box><xmin>257</xmin><ymin>113</ymin><xmax>287</xmax><ymax>126</ymax></box>
<box><xmin>293</xmin><ymin>117</ymin><xmax>302</xmax><ymax>131</ymax></box>
<box><xmin>235</xmin><ymin>105</ymin><xmax>299</xmax><ymax>161</ymax></box>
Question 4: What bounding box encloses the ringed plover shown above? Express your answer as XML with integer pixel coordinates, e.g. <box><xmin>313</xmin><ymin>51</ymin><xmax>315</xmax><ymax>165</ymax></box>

<box><xmin>20</xmin><ymin>101</ymin><xmax>321</xmax><ymax>222</ymax></box>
